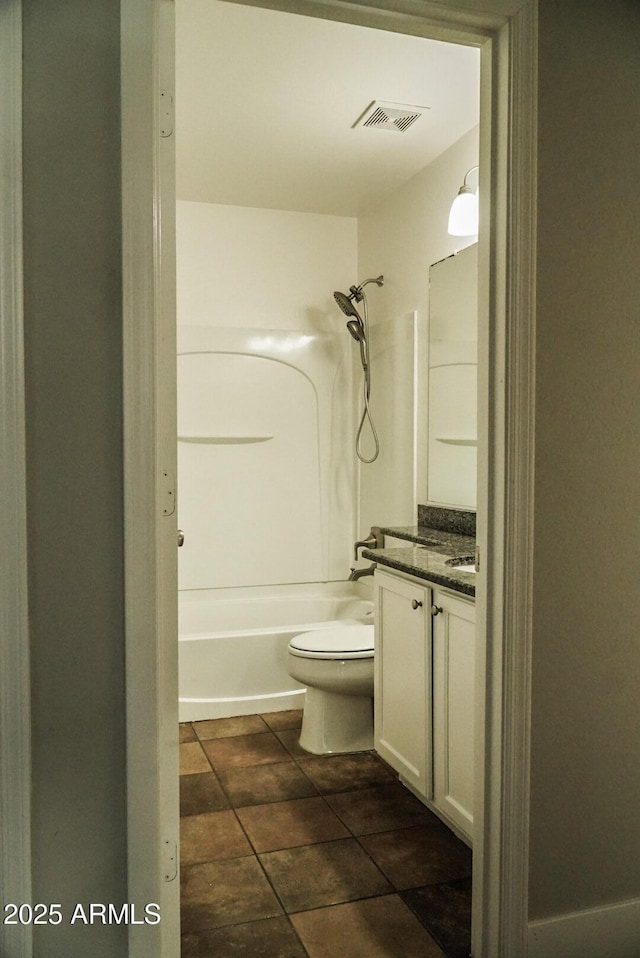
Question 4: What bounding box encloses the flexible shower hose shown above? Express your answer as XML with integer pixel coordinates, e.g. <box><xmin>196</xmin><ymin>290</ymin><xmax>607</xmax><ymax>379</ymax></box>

<box><xmin>355</xmin><ymin>292</ymin><xmax>380</xmax><ymax>463</ymax></box>
<box><xmin>356</xmin><ymin>372</ymin><xmax>380</xmax><ymax>463</ymax></box>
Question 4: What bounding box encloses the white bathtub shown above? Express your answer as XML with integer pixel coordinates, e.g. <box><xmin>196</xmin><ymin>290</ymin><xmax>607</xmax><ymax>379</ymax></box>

<box><xmin>178</xmin><ymin>583</ymin><xmax>374</xmax><ymax>722</ymax></box>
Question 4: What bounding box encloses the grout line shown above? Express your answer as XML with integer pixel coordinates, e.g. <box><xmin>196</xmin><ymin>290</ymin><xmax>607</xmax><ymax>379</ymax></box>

<box><xmin>192</xmin><ymin>717</ymin><xmax>271</xmax><ymax>741</ymax></box>
<box><xmin>179</xmin><ymin>714</ymin><xmax>471</xmax><ymax>957</ymax></box>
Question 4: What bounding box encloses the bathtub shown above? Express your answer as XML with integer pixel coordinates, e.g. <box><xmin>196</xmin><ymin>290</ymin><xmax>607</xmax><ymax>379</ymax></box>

<box><xmin>178</xmin><ymin>583</ymin><xmax>374</xmax><ymax>722</ymax></box>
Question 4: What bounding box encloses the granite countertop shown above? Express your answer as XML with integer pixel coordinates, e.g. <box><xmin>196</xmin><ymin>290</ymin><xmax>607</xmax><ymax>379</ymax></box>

<box><xmin>362</xmin><ymin>524</ymin><xmax>476</xmax><ymax>598</ymax></box>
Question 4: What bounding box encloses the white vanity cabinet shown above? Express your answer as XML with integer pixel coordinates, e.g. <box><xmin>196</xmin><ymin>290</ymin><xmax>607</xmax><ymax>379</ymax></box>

<box><xmin>373</xmin><ymin>567</ymin><xmax>476</xmax><ymax>843</ymax></box>
<box><xmin>431</xmin><ymin>588</ymin><xmax>476</xmax><ymax>839</ymax></box>
<box><xmin>374</xmin><ymin>569</ymin><xmax>432</xmax><ymax>798</ymax></box>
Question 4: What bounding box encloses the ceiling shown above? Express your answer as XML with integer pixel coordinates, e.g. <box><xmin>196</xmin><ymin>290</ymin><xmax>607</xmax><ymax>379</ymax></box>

<box><xmin>175</xmin><ymin>1</ymin><xmax>480</xmax><ymax>217</ymax></box>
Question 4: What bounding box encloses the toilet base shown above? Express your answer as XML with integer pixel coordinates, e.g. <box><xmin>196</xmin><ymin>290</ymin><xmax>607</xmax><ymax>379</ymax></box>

<box><xmin>299</xmin><ymin>687</ymin><xmax>374</xmax><ymax>755</ymax></box>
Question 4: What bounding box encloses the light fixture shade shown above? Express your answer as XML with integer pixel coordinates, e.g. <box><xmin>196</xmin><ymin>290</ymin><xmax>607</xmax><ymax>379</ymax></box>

<box><xmin>447</xmin><ymin>187</ymin><xmax>479</xmax><ymax>236</ymax></box>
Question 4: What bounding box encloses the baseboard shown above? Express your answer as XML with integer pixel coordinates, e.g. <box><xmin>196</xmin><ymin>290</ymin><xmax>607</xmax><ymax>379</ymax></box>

<box><xmin>528</xmin><ymin>897</ymin><xmax>640</xmax><ymax>958</ymax></box>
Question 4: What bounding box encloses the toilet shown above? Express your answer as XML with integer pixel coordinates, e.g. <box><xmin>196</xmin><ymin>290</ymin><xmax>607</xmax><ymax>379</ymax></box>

<box><xmin>287</xmin><ymin>624</ymin><xmax>375</xmax><ymax>755</ymax></box>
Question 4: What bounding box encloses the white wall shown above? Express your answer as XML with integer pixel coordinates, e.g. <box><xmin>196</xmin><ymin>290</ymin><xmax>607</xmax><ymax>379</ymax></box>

<box><xmin>177</xmin><ymin>201</ymin><xmax>357</xmax><ymax>332</ymax></box>
<box><xmin>176</xmin><ymin>202</ymin><xmax>359</xmax><ymax>585</ymax></box>
<box><xmin>357</xmin><ymin>126</ymin><xmax>478</xmax><ymax>533</ymax></box>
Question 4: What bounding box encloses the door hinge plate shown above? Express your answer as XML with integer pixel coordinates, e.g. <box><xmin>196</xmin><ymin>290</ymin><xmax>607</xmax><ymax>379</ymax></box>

<box><xmin>160</xmin><ymin>469</ymin><xmax>176</xmax><ymax>516</ymax></box>
<box><xmin>163</xmin><ymin>840</ymin><xmax>177</xmax><ymax>882</ymax></box>
<box><xmin>160</xmin><ymin>89</ymin><xmax>174</xmax><ymax>137</ymax></box>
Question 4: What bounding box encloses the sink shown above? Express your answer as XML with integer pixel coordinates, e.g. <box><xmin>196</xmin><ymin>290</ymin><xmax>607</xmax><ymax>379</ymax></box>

<box><xmin>446</xmin><ymin>555</ymin><xmax>476</xmax><ymax>573</ymax></box>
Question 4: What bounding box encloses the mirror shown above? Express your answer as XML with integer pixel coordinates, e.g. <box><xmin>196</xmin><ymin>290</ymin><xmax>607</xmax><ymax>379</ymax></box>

<box><xmin>427</xmin><ymin>243</ymin><xmax>478</xmax><ymax>509</ymax></box>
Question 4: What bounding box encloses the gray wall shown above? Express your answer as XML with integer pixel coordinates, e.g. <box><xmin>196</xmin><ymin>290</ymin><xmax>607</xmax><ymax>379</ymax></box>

<box><xmin>22</xmin><ymin>2</ymin><xmax>127</xmax><ymax>954</ymax></box>
<box><xmin>529</xmin><ymin>0</ymin><xmax>640</xmax><ymax>920</ymax></box>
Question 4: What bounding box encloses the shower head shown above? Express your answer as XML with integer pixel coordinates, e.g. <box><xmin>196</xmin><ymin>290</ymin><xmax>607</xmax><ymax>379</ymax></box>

<box><xmin>349</xmin><ymin>320</ymin><xmax>369</xmax><ymax>372</ymax></box>
<box><xmin>346</xmin><ymin>318</ymin><xmax>365</xmax><ymax>342</ymax></box>
<box><xmin>334</xmin><ymin>276</ymin><xmax>384</xmax><ymax>315</ymax></box>
<box><xmin>333</xmin><ymin>290</ymin><xmax>363</xmax><ymax>322</ymax></box>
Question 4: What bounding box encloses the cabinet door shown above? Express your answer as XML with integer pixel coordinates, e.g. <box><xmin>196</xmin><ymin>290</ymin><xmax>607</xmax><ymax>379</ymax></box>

<box><xmin>374</xmin><ymin>570</ymin><xmax>431</xmax><ymax>797</ymax></box>
<box><xmin>432</xmin><ymin>590</ymin><xmax>475</xmax><ymax>840</ymax></box>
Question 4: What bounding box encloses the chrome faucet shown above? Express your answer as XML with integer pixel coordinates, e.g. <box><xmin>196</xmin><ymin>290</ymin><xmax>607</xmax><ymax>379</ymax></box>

<box><xmin>348</xmin><ymin>563</ymin><xmax>377</xmax><ymax>581</ymax></box>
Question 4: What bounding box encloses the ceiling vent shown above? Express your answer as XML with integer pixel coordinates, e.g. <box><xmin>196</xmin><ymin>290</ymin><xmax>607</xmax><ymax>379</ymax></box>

<box><xmin>352</xmin><ymin>100</ymin><xmax>429</xmax><ymax>133</ymax></box>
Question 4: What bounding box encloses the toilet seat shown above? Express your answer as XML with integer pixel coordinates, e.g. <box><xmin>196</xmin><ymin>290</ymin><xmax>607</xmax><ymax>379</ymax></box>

<box><xmin>288</xmin><ymin>625</ymin><xmax>374</xmax><ymax>660</ymax></box>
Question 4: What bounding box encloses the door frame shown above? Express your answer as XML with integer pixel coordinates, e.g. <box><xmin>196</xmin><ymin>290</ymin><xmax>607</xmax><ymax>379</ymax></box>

<box><xmin>0</xmin><ymin>0</ymin><xmax>537</xmax><ymax>955</ymax></box>
<box><xmin>124</xmin><ymin>0</ymin><xmax>537</xmax><ymax>954</ymax></box>
<box><xmin>121</xmin><ymin>1</ymin><xmax>180</xmax><ymax>955</ymax></box>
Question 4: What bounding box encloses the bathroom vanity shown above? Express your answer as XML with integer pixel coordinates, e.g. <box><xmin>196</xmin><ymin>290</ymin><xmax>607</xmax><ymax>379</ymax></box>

<box><xmin>362</xmin><ymin>522</ymin><xmax>476</xmax><ymax>845</ymax></box>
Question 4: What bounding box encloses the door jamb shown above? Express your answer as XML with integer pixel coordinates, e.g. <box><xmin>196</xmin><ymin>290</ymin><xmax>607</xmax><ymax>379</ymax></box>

<box><xmin>121</xmin><ymin>2</ymin><xmax>179</xmax><ymax>956</ymax></box>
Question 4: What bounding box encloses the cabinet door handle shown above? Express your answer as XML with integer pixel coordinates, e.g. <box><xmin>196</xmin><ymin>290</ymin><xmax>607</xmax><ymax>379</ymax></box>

<box><xmin>430</xmin><ymin>604</ymin><xmax>443</xmax><ymax>616</ymax></box>
<box><xmin>411</xmin><ymin>599</ymin><xmax>423</xmax><ymax>610</ymax></box>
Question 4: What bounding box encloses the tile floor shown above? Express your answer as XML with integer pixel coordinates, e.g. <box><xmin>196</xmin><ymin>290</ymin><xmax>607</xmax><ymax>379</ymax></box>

<box><xmin>180</xmin><ymin>710</ymin><xmax>472</xmax><ymax>958</ymax></box>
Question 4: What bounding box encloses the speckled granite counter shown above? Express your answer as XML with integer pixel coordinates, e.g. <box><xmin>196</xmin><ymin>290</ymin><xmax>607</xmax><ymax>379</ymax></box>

<box><xmin>362</xmin><ymin>524</ymin><xmax>476</xmax><ymax>598</ymax></box>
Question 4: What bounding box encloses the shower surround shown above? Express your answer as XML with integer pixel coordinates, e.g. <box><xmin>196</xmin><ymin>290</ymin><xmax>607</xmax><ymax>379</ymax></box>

<box><xmin>177</xmin><ymin>323</ymin><xmax>360</xmax><ymax>721</ymax></box>
<box><xmin>176</xmin><ymin>200</ymin><xmax>417</xmax><ymax>720</ymax></box>
<box><xmin>176</xmin><ymin>199</ymin><xmax>361</xmax><ymax>720</ymax></box>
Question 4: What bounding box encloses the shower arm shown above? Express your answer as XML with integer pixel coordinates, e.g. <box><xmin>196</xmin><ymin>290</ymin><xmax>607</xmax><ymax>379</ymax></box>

<box><xmin>351</xmin><ymin>275</ymin><xmax>384</xmax><ymax>302</ymax></box>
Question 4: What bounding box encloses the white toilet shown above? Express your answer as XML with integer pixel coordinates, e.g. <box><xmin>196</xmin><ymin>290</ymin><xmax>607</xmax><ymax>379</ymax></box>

<box><xmin>287</xmin><ymin>624</ymin><xmax>375</xmax><ymax>755</ymax></box>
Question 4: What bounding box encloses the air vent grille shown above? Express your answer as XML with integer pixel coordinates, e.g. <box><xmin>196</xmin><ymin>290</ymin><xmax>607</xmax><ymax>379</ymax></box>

<box><xmin>353</xmin><ymin>100</ymin><xmax>429</xmax><ymax>133</ymax></box>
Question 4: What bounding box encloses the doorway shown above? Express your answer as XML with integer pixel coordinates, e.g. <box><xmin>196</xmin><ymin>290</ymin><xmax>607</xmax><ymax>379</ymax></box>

<box><xmin>121</xmin><ymin>1</ymin><xmax>538</xmax><ymax>956</ymax></box>
<box><xmin>176</xmin><ymin>4</ymin><xmax>479</xmax><ymax>953</ymax></box>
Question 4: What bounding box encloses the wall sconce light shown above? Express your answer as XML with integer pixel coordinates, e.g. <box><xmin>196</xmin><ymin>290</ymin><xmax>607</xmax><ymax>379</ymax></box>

<box><xmin>447</xmin><ymin>165</ymin><xmax>479</xmax><ymax>236</ymax></box>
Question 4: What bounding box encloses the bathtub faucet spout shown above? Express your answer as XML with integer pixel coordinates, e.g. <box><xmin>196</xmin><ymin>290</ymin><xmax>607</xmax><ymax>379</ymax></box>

<box><xmin>348</xmin><ymin>563</ymin><xmax>377</xmax><ymax>581</ymax></box>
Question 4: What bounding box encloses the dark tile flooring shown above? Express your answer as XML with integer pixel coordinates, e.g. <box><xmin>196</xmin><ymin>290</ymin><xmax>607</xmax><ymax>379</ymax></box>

<box><xmin>180</xmin><ymin>710</ymin><xmax>472</xmax><ymax>958</ymax></box>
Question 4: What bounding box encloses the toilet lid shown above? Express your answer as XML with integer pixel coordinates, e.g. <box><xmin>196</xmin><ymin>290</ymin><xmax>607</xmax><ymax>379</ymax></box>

<box><xmin>288</xmin><ymin>624</ymin><xmax>374</xmax><ymax>660</ymax></box>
